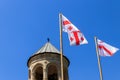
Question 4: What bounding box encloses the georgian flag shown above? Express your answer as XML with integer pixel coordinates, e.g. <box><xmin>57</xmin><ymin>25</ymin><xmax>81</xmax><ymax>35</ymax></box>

<box><xmin>61</xmin><ymin>14</ymin><xmax>88</xmax><ymax>45</ymax></box>
<box><xmin>97</xmin><ymin>39</ymin><xmax>119</xmax><ymax>56</ymax></box>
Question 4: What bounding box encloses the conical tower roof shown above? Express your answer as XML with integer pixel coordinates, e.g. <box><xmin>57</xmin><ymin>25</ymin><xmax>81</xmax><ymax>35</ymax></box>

<box><xmin>36</xmin><ymin>42</ymin><xmax>60</xmax><ymax>54</ymax></box>
<box><xmin>27</xmin><ymin>40</ymin><xmax>70</xmax><ymax>67</ymax></box>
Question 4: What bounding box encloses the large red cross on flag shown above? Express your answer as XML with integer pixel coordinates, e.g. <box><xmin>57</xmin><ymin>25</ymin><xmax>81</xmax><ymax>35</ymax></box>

<box><xmin>97</xmin><ymin>39</ymin><xmax>119</xmax><ymax>56</ymax></box>
<box><xmin>61</xmin><ymin>14</ymin><xmax>88</xmax><ymax>45</ymax></box>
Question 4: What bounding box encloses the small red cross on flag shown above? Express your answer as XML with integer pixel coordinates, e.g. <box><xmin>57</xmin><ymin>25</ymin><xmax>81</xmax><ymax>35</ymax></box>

<box><xmin>61</xmin><ymin>14</ymin><xmax>88</xmax><ymax>45</ymax></box>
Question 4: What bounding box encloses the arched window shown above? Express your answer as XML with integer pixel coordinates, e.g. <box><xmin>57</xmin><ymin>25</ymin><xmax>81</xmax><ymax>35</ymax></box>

<box><xmin>48</xmin><ymin>65</ymin><xmax>58</xmax><ymax>80</ymax></box>
<box><xmin>34</xmin><ymin>66</ymin><xmax>43</xmax><ymax>80</ymax></box>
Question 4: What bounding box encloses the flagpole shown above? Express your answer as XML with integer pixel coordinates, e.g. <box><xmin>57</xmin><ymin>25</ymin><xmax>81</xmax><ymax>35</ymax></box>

<box><xmin>94</xmin><ymin>36</ymin><xmax>103</xmax><ymax>80</ymax></box>
<box><xmin>59</xmin><ymin>13</ymin><xmax>64</xmax><ymax>80</ymax></box>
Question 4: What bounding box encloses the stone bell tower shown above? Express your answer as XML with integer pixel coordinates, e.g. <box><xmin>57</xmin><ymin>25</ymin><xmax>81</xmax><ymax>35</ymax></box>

<box><xmin>27</xmin><ymin>41</ymin><xmax>70</xmax><ymax>80</ymax></box>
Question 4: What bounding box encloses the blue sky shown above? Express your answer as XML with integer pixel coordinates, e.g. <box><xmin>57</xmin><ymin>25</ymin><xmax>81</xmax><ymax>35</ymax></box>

<box><xmin>0</xmin><ymin>0</ymin><xmax>120</xmax><ymax>80</ymax></box>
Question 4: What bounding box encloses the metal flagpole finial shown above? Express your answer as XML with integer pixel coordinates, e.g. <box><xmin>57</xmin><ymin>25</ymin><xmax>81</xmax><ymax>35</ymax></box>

<box><xmin>47</xmin><ymin>38</ymin><xmax>50</xmax><ymax>42</ymax></box>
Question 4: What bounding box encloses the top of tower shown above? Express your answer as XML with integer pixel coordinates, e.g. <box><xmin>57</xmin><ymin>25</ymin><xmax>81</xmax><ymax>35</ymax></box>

<box><xmin>27</xmin><ymin>39</ymin><xmax>70</xmax><ymax>67</ymax></box>
<box><xmin>35</xmin><ymin>41</ymin><xmax>60</xmax><ymax>54</ymax></box>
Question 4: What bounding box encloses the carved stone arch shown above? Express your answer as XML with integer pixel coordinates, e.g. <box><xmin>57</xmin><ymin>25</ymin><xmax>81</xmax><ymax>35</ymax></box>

<box><xmin>32</xmin><ymin>64</ymin><xmax>43</xmax><ymax>80</ymax></box>
<box><xmin>47</xmin><ymin>63</ymin><xmax>58</xmax><ymax>80</ymax></box>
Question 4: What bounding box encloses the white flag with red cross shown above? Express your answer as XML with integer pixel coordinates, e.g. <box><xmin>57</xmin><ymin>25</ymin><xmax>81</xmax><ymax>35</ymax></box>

<box><xmin>61</xmin><ymin>14</ymin><xmax>88</xmax><ymax>45</ymax></box>
<box><xmin>97</xmin><ymin>39</ymin><xmax>119</xmax><ymax>56</ymax></box>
